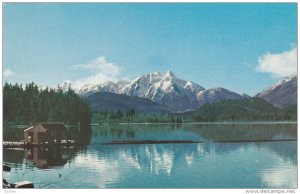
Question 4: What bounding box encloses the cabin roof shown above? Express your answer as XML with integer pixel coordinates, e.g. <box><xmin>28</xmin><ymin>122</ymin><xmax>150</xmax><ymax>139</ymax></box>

<box><xmin>24</xmin><ymin>122</ymin><xmax>68</xmax><ymax>132</ymax></box>
<box><xmin>39</xmin><ymin>123</ymin><xmax>67</xmax><ymax>131</ymax></box>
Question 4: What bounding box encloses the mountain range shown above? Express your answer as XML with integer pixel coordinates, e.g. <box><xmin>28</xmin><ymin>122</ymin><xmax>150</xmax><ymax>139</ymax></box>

<box><xmin>74</xmin><ymin>70</ymin><xmax>249</xmax><ymax>112</ymax></box>
<box><xmin>64</xmin><ymin>70</ymin><xmax>297</xmax><ymax>113</ymax></box>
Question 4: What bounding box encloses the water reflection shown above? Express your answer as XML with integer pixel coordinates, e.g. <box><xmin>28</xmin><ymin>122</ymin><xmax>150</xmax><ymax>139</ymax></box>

<box><xmin>90</xmin><ymin>123</ymin><xmax>297</xmax><ymax>164</ymax></box>
<box><xmin>78</xmin><ymin>125</ymin><xmax>92</xmax><ymax>147</ymax></box>
<box><xmin>24</xmin><ymin>147</ymin><xmax>77</xmax><ymax>169</ymax></box>
<box><xmin>3</xmin><ymin>148</ymin><xmax>25</xmax><ymax>169</ymax></box>
<box><xmin>2</xmin><ymin>124</ymin><xmax>297</xmax><ymax>188</ymax></box>
<box><xmin>260</xmin><ymin>165</ymin><xmax>297</xmax><ymax>188</ymax></box>
<box><xmin>187</xmin><ymin>123</ymin><xmax>296</xmax><ymax>141</ymax></box>
<box><xmin>91</xmin><ymin>124</ymin><xmax>201</xmax><ymax>144</ymax></box>
<box><xmin>3</xmin><ymin>148</ymin><xmax>80</xmax><ymax>170</ymax></box>
<box><xmin>92</xmin><ymin>141</ymin><xmax>297</xmax><ymax>176</ymax></box>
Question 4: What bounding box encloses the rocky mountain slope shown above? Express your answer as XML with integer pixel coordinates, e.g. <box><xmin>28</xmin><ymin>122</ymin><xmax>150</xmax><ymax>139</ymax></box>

<box><xmin>256</xmin><ymin>76</ymin><xmax>297</xmax><ymax>108</ymax></box>
<box><xmin>74</xmin><ymin>70</ymin><xmax>248</xmax><ymax>112</ymax></box>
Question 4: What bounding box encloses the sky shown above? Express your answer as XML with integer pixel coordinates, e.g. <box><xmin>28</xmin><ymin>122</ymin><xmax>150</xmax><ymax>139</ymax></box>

<box><xmin>3</xmin><ymin>3</ymin><xmax>297</xmax><ymax>96</ymax></box>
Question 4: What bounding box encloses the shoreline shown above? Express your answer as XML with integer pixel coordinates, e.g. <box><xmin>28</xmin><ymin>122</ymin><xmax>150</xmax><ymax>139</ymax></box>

<box><xmin>91</xmin><ymin>121</ymin><xmax>297</xmax><ymax>126</ymax></box>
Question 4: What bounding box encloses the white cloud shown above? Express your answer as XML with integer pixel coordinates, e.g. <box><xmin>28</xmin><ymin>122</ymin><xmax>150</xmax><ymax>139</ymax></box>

<box><xmin>3</xmin><ymin>68</ymin><xmax>14</xmax><ymax>78</ymax></box>
<box><xmin>257</xmin><ymin>47</ymin><xmax>297</xmax><ymax>78</ymax></box>
<box><xmin>71</xmin><ymin>56</ymin><xmax>122</xmax><ymax>89</ymax></box>
<box><xmin>74</xmin><ymin>56</ymin><xmax>120</xmax><ymax>77</ymax></box>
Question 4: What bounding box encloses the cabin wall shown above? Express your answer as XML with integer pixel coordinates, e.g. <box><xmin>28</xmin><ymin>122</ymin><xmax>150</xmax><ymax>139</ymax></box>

<box><xmin>24</xmin><ymin>131</ymin><xmax>29</xmax><ymax>144</ymax></box>
<box><xmin>24</xmin><ymin>124</ymin><xmax>67</xmax><ymax>145</ymax></box>
<box><xmin>33</xmin><ymin>129</ymin><xmax>39</xmax><ymax>144</ymax></box>
<box><xmin>24</xmin><ymin>125</ymin><xmax>46</xmax><ymax>145</ymax></box>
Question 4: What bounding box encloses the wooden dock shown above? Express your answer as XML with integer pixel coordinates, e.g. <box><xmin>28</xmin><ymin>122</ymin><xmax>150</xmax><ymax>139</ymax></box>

<box><xmin>3</xmin><ymin>140</ymin><xmax>79</xmax><ymax>148</ymax></box>
<box><xmin>3</xmin><ymin>141</ymin><xmax>25</xmax><ymax>148</ymax></box>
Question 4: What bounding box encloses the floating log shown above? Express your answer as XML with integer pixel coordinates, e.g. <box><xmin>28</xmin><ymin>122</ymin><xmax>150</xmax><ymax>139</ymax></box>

<box><xmin>213</xmin><ymin>139</ymin><xmax>297</xmax><ymax>143</ymax></box>
<box><xmin>102</xmin><ymin>140</ymin><xmax>202</xmax><ymax>145</ymax></box>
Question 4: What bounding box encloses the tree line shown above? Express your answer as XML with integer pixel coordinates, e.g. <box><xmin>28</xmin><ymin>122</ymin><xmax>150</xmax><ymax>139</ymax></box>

<box><xmin>92</xmin><ymin>109</ymin><xmax>183</xmax><ymax>124</ymax></box>
<box><xmin>5</xmin><ymin>82</ymin><xmax>294</xmax><ymax>126</ymax></box>
<box><xmin>187</xmin><ymin>97</ymin><xmax>297</xmax><ymax>122</ymax></box>
<box><xmin>3</xmin><ymin>82</ymin><xmax>92</xmax><ymax>126</ymax></box>
<box><xmin>92</xmin><ymin>97</ymin><xmax>297</xmax><ymax>124</ymax></box>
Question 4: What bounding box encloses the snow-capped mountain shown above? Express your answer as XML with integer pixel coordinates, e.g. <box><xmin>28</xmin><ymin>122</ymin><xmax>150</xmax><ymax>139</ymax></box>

<box><xmin>120</xmin><ymin>72</ymin><xmax>163</xmax><ymax>97</ymax></box>
<box><xmin>117</xmin><ymin>70</ymin><xmax>206</xmax><ymax>111</ymax></box>
<box><xmin>196</xmin><ymin>87</ymin><xmax>247</xmax><ymax>107</ymax></box>
<box><xmin>77</xmin><ymin>81</ymin><xmax>120</xmax><ymax>97</ymax></box>
<box><xmin>145</xmin><ymin>70</ymin><xmax>205</xmax><ymax>111</ymax></box>
<box><xmin>256</xmin><ymin>76</ymin><xmax>297</xmax><ymax>108</ymax></box>
<box><xmin>75</xmin><ymin>70</ymin><xmax>248</xmax><ymax>112</ymax></box>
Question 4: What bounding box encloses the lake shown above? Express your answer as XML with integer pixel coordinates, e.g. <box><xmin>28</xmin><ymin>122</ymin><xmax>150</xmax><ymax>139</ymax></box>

<box><xmin>3</xmin><ymin>123</ymin><xmax>297</xmax><ymax>188</ymax></box>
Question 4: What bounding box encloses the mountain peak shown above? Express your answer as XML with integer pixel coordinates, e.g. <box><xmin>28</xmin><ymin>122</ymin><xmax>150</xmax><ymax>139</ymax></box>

<box><xmin>256</xmin><ymin>76</ymin><xmax>297</xmax><ymax>108</ymax></box>
<box><xmin>151</xmin><ymin>72</ymin><xmax>162</xmax><ymax>76</ymax></box>
<box><xmin>165</xmin><ymin>70</ymin><xmax>175</xmax><ymax>77</ymax></box>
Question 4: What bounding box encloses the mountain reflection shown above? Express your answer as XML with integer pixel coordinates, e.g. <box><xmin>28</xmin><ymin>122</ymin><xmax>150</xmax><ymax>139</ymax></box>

<box><xmin>92</xmin><ymin>139</ymin><xmax>296</xmax><ymax>178</ymax></box>
<box><xmin>89</xmin><ymin>123</ymin><xmax>297</xmax><ymax>176</ymax></box>
<box><xmin>94</xmin><ymin>143</ymin><xmax>205</xmax><ymax>176</ymax></box>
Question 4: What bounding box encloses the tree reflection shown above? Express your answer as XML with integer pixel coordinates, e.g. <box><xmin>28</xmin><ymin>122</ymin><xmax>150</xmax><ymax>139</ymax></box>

<box><xmin>24</xmin><ymin>147</ymin><xmax>79</xmax><ymax>169</ymax></box>
<box><xmin>186</xmin><ymin>124</ymin><xmax>296</xmax><ymax>141</ymax></box>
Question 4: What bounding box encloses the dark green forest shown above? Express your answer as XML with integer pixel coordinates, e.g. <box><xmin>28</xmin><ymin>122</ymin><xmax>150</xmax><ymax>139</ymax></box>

<box><xmin>92</xmin><ymin>97</ymin><xmax>296</xmax><ymax>123</ymax></box>
<box><xmin>3</xmin><ymin>82</ymin><xmax>92</xmax><ymax>126</ymax></box>
<box><xmin>3</xmin><ymin>82</ymin><xmax>296</xmax><ymax>126</ymax></box>
<box><xmin>188</xmin><ymin>97</ymin><xmax>297</xmax><ymax>122</ymax></box>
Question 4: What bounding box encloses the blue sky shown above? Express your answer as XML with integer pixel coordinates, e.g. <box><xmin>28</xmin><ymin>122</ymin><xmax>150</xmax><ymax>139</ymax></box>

<box><xmin>3</xmin><ymin>3</ymin><xmax>297</xmax><ymax>95</ymax></box>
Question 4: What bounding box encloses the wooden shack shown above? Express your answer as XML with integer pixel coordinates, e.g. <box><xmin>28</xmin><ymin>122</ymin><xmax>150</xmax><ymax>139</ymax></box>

<box><xmin>24</xmin><ymin>123</ymin><xmax>71</xmax><ymax>146</ymax></box>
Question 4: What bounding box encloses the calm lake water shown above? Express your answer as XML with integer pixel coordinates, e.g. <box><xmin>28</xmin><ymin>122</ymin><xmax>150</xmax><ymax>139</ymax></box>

<box><xmin>3</xmin><ymin>123</ymin><xmax>297</xmax><ymax>188</ymax></box>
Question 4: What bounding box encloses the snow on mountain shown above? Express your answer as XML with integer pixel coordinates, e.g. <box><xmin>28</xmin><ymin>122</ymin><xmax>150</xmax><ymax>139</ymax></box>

<box><xmin>145</xmin><ymin>70</ymin><xmax>205</xmax><ymax>111</ymax></box>
<box><xmin>256</xmin><ymin>76</ymin><xmax>297</xmax><ymax>108</ymax></box>
<box><xmin>76</xmin><ymin>70</ymin><xmax>249</xmax><ymax>112</ymax></box>
<box><xmin>196</xmin><ymin>87</ymin><xmax>246</xmax><ymax>107</ymax></box>
<box><xmin>77</xmin><ymin>81</ymin><xmax>119</xmax><ymax>97</ymax></box>
<box><xmin>185</xmin><ymin>81</ymin><xmax>205</xmax><ymax>93</ymax></box>
<box><xmin>116</xmin><ymin>80</ymin><xmax>130</xmax><ymax>88</ymax></box>
<box><xmin>118</xmin><ymin>70</ymin><xmax>206</xmax><ymax>111</ymax></box>
<box><xmin>120</xmin><ymin>72</ymin><xmax>163</xmax><ymax>97</ymax></box>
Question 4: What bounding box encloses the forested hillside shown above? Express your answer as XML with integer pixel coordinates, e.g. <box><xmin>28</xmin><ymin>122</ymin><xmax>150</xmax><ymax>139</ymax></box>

<box><xmin>87</xmin><ymin>92</ymin><xmax>169</xmax><ymax>113</ymax></box>
<box><xmin>3</xmin><ymin>82</ymin><xmax>92</xmax><ymax>126</ymax></box>
<box><xmin>187</xmin><ymin>97</ymin><xmax>296</xmax><ymax>122</ymax></box>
